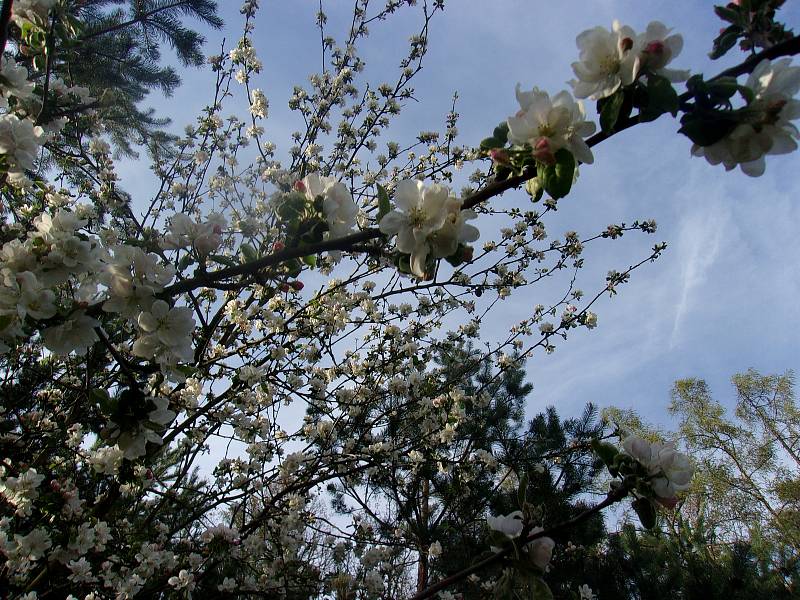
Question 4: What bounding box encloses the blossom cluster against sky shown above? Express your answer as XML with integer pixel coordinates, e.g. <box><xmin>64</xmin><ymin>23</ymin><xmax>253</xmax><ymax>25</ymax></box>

<box><xmin>117</xmin><ymin>1</ymin><xmax>800</xmax><ymax>428</ymax></box>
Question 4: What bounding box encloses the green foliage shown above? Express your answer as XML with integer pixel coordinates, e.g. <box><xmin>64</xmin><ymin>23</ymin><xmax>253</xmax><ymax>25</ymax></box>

<box><xmin>539</xmin><ymin>149</ymin><xmax>575</xmax><ymax>200</ymax></box>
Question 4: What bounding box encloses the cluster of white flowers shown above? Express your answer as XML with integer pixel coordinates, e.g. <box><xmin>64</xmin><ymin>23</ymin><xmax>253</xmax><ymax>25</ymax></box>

<box><xmin>379</xmin><ymin>180</ymin><xmax>479</xmax><ymax>278</ymax></box>
<box><xmin>486</xmin><ymin>511</ymin><xmax>555</xmax><ymax>570</ymax></box>
<box><xmin>299</xmin><ymin>173</ymin><xmax>358</xmax><ymax>260</ymax></box>
<box><xmin>249</xmin><ymin>88</ymin><xmax>269</xmax><ymax>119</ymax></box>
<box><xmin>0</xmin><ymin>114</ymin><xmax>45</xmax><ymax>186</ymax></box>
<box><xmin>507</xmin><ymin>86</ymin><xmax>596</xmax><ymax>164</ymax></box>
<box><xmin>692</xmin><ymin>58</ymin><xmax>800</xmax><ymax>176</ymax></box>
<box><xmin>570</xmin><ymin>20</ymin><xmax>688</xmax><ymax>100</ymax></box>
<box><xmin>0</xmin><ymin>57</ymin><xmax>36</xmax><ymax>108</ymax></box>
<box><xmin>162</xmin><ymin>212</ymin><xmax>227</xmax><ymax>255</ymax></box>
<box><xmin>622</xmin><ymin>435</ymin><xmax>694</xmax><ymax>504</ymax></box>
<box><xmin>0</xmin><ymin>468</ymin><xmax>45</xmax><ymax>517</ymax></box>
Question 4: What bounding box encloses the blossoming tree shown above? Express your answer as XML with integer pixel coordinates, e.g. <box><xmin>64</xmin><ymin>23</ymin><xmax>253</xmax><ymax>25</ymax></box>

<box><xmin>0</xmin><ymin>0</ymin><xmax>798</xmax><ymax>598</ymax></box>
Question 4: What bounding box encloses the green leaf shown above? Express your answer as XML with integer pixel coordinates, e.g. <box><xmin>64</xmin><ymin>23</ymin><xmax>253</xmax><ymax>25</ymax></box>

<box><xmin>377</xmin><ymin>184</ymin><xmax>391</xmax><ymax>222</ymax></box>
<box><xmin>678</xmin><ymin>116</ymin><xmax>738</xmax><ymax>146</ymax></box>
<box><xmin>480</xmin><ymin>136</ymin><xmax>502</xmax><ymax>151</ymax></box>
<box><xmin>240</xmin><ymin>243</ymin><xmax>258</xmax><ymax>263</ymax></box>
<box><xmin>90</xmin><ymin>389</ymin><xmax>115</xmax><ymax>415</ymax></box>
<box><xmin>493</xmin><ymin>122</ymin><xmax>510</xmax><ymax>144</ymax></box>
<box><xmin>0</xmin><ymin>314</ymin><xmax>13</xmax><ymax>332</ymax></box>
<box><xmin>709</xmin><ymin>26</ymin><xmax>742</xmax><ymax>60</ymax></box>
<box><xmin>591</xmin><ymin>439</ymin><xmax>620</xmax><ymax>468</ymax></box>
<box><xmin>302</xmin><ymin>254</ymin><xmax>317</xmax><ymax>267</ymax></box>
<box><xmin>707</xmin><ymin>77</ymin><xmax>740</xmax><ymax>101</ymax></box>
<box><xmin>714</xmin><ymin>5</ymin><xmax>742</xmax><ymax>24</ymax></box>
<box><xmin>540</xmin><ymin>149</ymin><xmax>575</xmax><ymax>199</ymax></box>
<box><xmin>632</xmin><ymin>497</ymin><xmax>657</xmax><ymax>530</ymax></box>
<box><xmin>640</xmin><ymin>75</ymin><xmax>679</xmax><ymax>122</ymax></box>
<box><xmin>599</xmin><ymin>89</ymin><xmax>626</xmax><ymax>132</ymax></box>
<box><xmin>209</xmin><ymin>254</ymin><xmax>238</xmax><ymax>268</ymax></box>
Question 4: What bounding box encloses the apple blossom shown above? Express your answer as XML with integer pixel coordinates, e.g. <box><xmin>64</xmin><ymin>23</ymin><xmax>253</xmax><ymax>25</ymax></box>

<box><xmin>622</xmin><ymin>435</ymin><xmax>694</xmax><ymax>501</ymax></box>
<box><xmin>570</xmin><ymin>21</ymin><xmax>640</xmax><ymax>100</ymax></box>
<box><xmin>41</xmin><ymin>311</ymin><xmax>100</xmax><ymax>355</ymax></box>
<box><xmin>637</xmin><ymin>21</ymin><xmax>690</xmax><ymax>82</ymax></box>
<box><xmin>527</xmin><ymin>528</ymin><xmax>556</xmax><ymax>570</ymax></box>
<box><xmin>379</xmin><ymin>180</ymin><xmax>478</xmax><ymax>277</ymax></box>
<box><xmin>0</xmin><ymin>114</ymin><xmax>45</xmax><ymax>184</ymax></box>
<box><xmin>132</xmin><ymin>300</ymin><xmax>195</xmax><ymax>367</ymax></box>
<box><xmin>299</xmin><ymin>172</ymin><xmax>358</xmax><ymax>260</ymax></box>
<box><xmin>691</xmin><ymin>58</ymin><xmax>800</xmax><ymax>176</ymax></box>
<box><xmin>507</xmin><ymin>86</ymin><xmax>596</xmax><ymax>164</ymax></box>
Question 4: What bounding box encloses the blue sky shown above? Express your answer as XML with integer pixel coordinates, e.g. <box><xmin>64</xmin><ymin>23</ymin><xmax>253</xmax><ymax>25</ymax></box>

<box><xmin>118</xmin><ymin>1</ymin><xmax>800</xmax><ymax>431</ymax></box>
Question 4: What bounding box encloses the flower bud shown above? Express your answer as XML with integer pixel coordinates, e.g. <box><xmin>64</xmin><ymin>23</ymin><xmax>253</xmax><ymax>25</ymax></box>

<box><xmin>620</xmin><ymin>37</ymin><xmax>634</xmax><ymax>52</ymax></box>
<box><xmin>290</xmin><ymin>280</ymin><xmax>304</xmax><ymax>291</ymax></box>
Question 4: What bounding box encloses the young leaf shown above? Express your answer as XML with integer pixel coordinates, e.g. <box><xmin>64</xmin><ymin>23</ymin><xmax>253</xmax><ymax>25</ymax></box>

<box><xmin>540</xmin><ymin>149</ymin><xmax>576</xmax><ymax>199</ymax></box>
<box><xmin>493</xmin><ymin>122</ymin><xmax>510</xmax><ymax>144</ymax></box>
<box><xmin>640</xmin><ymin>75</ymin><xmax>679</xmax><ymax>122</ymax></box>
<box><xmin>240</xmin><ymin>243</ymin><xmax>258</xmax><ymax>263</ymax></box>
<box><xmin>377</xmin><ymin>184</ymin><xmax>391</xmax><ymax>222</ymax></box>
<box><xmin>599</xmin><ymin>89</ymin><xmax>626</xmax><ymax>132</ymax></box>
<box><xmin>632</xmin><ymin>497</ymin><xmax>657</xmax><ymax>530</ymax></box>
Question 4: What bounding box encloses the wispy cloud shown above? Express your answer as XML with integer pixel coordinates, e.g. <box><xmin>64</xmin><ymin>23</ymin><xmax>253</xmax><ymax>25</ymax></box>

<box><xmin>669</xmin><ymin>198</ymin><xmax>728</xmax><ymax>347</ymax></box>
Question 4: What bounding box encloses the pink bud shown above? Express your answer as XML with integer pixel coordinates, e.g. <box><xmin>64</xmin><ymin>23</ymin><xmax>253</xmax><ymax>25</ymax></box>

<box><xmin>644</xmin><ymin>40</ymin><xmax>664</xmax><ymax>55</ymax></box>
<box><xmin>279</xmin><ymin>283</ymin><xmax>290</xmax><ymax>292</ymax></box>
<box><xmin>621</xmin><ymin>37</ymin><xmax>634</xmax><ymax>52</ymax></box>
<box><xmin>655</xmin><ymin>495</ymin><xmax>679</xmax><ymax>509</ymax></box>
<box><xmin>272</xmin><ymin>241</ymin><xmax>285</xmax><ymax>253</ymax></box>
<box><xmin>145</xmin><ymin>469</ymin><xmax>154</xmax><ymax>480</ymax></box>
<box><xmin>50</xmin><ymin>480</ymin><xmax>61</xmax><ymax>492</ymax></box>
<box><xmin>293</xmin><ymin>180</ymin><xmax>306</xmax><ymax>193</ymax></box>
<box><xmin>489</xmin><ymin>149</ymin><xmax>509</xmax><ymax>164</ymax></box>
<box><xmin>532</xmin><ymin>138</ymin><xmax>556</xmax><ymax>165</ymax></box>
<box><xmin>290</xmin><ymin>280</ymin><xmax>304</xmax><ymax>291</ymax></box>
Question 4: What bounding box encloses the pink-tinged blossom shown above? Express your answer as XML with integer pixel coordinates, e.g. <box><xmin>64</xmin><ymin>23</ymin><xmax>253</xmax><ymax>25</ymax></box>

<box><xmin>637</xmin><ymin>21</ymin><xmax>690</xmax><ymax>82</ymax></box>
<box><xmin>379</xmin><ymin>180</ymin><xmax>478</xmax><ymax>278</ymax></box>
<box><xmin>692</xmin><ymin>58</ymin><xmax>800</xmax><ymax>176</ymax></box>
<box><xmin>162</xmin><ymin>212</ymin><xmax>226</xmax><ymax>255</ymax></box>
<box><xmin>508</xmin><ymin>86</ymin><xmax>596</xmax><ymax>164</ymax></box>
<box><xmin>570</xmin><ymin>21</ymin><xmax>640</xmax><ymax>100</ymax></box>
<box><xmin>11</xmin><ymin>0</ymin><xmax>56</xmax><ymax>25</ymax></box>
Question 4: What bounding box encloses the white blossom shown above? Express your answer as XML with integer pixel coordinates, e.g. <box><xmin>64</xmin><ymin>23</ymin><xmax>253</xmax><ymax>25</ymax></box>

<box><xmin>379</xmin><ymin>180</ymin><xmax>477</xmax><ymax>278</ymax></box>
<box><xmin>622</xmin><ymin>435</ymin><xmax>694</xmax><ymax>501</ymax></box>
<box><xmin>637</xmin><ymin>21</ymin><xmax>689</xmax><ymax>82</ymax></box>
<box><xmin>0</xmin><ymin>114</ymin><xmax>45</xmax><ymax>185</ymax></box>
<box><xmin>570</xmin><ymin>21</ymin><xmax>640</xmax><ymax>100</ymax></box>
<box><xmin>508</xmin><ymin>86</ymin><xmax>596</xmax><ymax>164</ymax></box>
<box><xmin>132</xmin><ymin>300</ymin><xmax>195</xmax><ymax>367</ymax></box>
<box><xmin>41</xmin><ymin>311</ymin><xmax>100</xmax><ymax>356</ymax></box>
<box><xmin>692</xmin><ymin>58</ymin><xmax>800</xmax><ymax>176</ymax></box>
<box><xmin>299</xmin><ymin>173</ymin><xmax>358</xmax><ymax>260</ymax></box>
